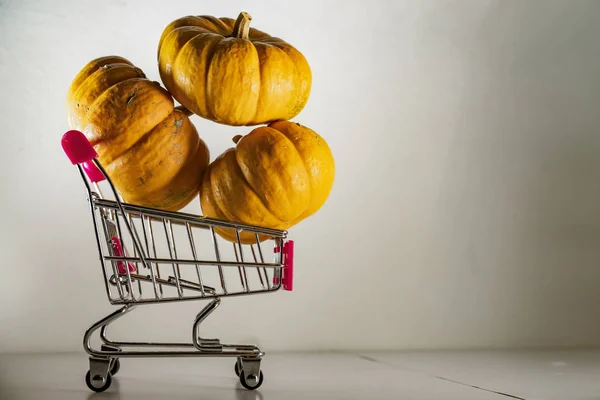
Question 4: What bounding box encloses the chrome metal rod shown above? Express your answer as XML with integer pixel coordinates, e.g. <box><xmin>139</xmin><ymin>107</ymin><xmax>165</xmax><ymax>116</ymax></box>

<box><xmin>255</xmin><ymin>234</ymin><xmax>271</xmax><ymax>290</ymax></box>
<box><xmin>103</xmin><ymin>256</ymin><xmax>280</xmax><ymax>268</ymax></box>
<box><xmin>168</xmin><ymin>220</ymin><xmax>182</xmax><ymax>279</ymax></box>
<box><xmin>107</xmin><ymin>287</ymin><xmax>279</xmax><ymax>305</ymax></box>
<box><xmin>141</xmin><ymin>215</ymin><xmax>160</xmax><ymax>299</ymax></box>
<box><xmin>99</xmin><ymin>214</ymin><xmax>120</xmax><ymax>300</ymax></box>
<box><xmin>101</xmin><ymin>336</ymin><xmax>258</xmax><ymax>351</ymax></box>
<box><xmin>192</xmin><ymin>298</ymin><xmax>221</xmax><ymax>350</ymax></box>
<box><xmin>186</xmin><ymin>223</ymin><xmax>205</xmax><ymax>297</ymax></box>
<box><xmin>83</xmin><ymin>305</ymin><xmax>136</xmax><ymax>357</ymax></box>
<box><xmin>251</xmin><ymin>245</ymin><xmax>266</xmax><ymax>289</ymax></box>
<box><xmin>273</xmin><ymin>238</ymin><xmax>284</xmax><ymax>290</ymax></box>
<box><xmin>87</xmin><ymin>349</ymin><xmax>262</xmax><ymax>358</ymax></box>
<box><xmin>163</xmin><ymin>219</ymin><xmax>183</xmax><ymax>298</ymax></box>
<box><xmin>169</xmin><ymin>277</ymin><xmax>216</xmax><ymax>294</ymax></box>
<box><xmin>99</xmin><ymin>320</ymin><xmax>250</xmax><ymax>351</ymax></box>
<box><xmin>235</xmin><ymin>232</ymin><xmax>250</xmax><ymax>292</ymax></box>
<box><xmin>92</xmin><ymin>182</ymin><xmax>103</xmax><ymax>199</ymax></box>
<box><xmin>94</xmin><ymin>198</ymin><xmax>287</xmax><ymax>237</ymax></box>
<box><xmin>109</xmin><ymin>273</ymin><xmax>215</xmax><ymax>295</ymax></box>
<box><xmin>210</xmin><ymin>227</ymin><xmax>227</xmax><ymax>294</ymax></box>
<box><xmin>233</xmin><ymin>243</ymin><xmax>246</xmax><ymax>291</ymax></box>
<box><xmin>147</xmin><ymin>218</ymin><xmax>163</xmax><ymax>296</ymax></box>
<box><xmin>129</xmin><ymin>214</ymin><xmax>143</xmax><ymax>297</ymax></box>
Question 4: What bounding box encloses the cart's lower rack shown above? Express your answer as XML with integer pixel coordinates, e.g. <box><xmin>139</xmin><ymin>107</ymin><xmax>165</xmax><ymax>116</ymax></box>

<box><xmin>84</xmin><ymin>301</ymin><xmax>266</xmax><ymax>392</ymax></box>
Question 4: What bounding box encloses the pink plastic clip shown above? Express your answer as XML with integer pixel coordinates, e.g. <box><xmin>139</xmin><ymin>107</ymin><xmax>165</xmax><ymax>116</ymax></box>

<box><xmin>274</xmin><ymin>241</ymin><xmax>294</xmax><ymax>291</ymax></box>
<box><xmin>82</xmin><ymin>160</ymin><xmax>106</xmax><ymax>183</ymax></box>
<box><xmin>110</xmin><ymin>236</ymin><xmax>136</xmax><ymax>275</ymax></box>
<box><xmin>282</xmin><ymin>241</ymin><xmax>294</xmax><ymax>291</ymax></box>
<box><xmin>61</xmin><ymin>130</ymin><xmax>98</xmax><ymax>164</ymax></box>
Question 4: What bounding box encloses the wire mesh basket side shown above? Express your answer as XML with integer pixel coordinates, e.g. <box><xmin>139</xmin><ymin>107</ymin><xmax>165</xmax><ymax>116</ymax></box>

<box><xmin>91</xmin><ymin>197</ymin><xmax>286</xmax><ymax>304</ymax></box>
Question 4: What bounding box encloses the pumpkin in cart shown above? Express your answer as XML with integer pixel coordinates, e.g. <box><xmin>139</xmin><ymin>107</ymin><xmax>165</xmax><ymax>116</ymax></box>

<box><xmin>66</xmin><ymin>56</ymin><xmax>210</xmax><ymax>211</ymax></box>
<box><xmin>157</xmin><ymin>12</ymin><xmax>312</xmax><ymax>126</ymax></box>
<box><xmin>200</xmin><ymin>121</ymin><xmax>335</xmax><ymax>243</ymax></box>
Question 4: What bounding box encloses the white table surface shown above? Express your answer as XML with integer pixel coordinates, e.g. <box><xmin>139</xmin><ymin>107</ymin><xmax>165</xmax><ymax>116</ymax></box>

<box><xmin>362</xmin><ymin>349</ymin><xmax>600</xmax><ymax>400</ymax></box>
<box><xmin>1</xmin><ymin>349</ymin><xmax>598</xmax><ymax>399</ymax></box>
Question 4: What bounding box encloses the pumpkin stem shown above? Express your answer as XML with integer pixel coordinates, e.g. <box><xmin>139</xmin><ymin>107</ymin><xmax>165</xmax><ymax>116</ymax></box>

<box><xmin>232</xmin><ymin>135</ymin><xmax>243</xmax><ymax>144</ymax></box>
<box><xmin>232</xmin><ymin>12</ymin><xmax>252</xmax><ymax>40</ymax></box>
<box><xmin>175</xmin><ymin>105</ymin><xmax>193</xmax><ymax>117</ymax></box>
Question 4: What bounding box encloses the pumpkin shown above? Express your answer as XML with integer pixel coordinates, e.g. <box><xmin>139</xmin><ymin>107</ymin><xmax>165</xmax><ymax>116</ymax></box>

<box><xmin>157</xmin><ymin>12</ymin><xmax>312</xmax><ymax>126</ymax></box>
<box><xmin>200</xmin><ymin>121</ymin><xmax>334</xmax><ymax>243</ymax></box>
<box><xmin>66</xmin><ymin>56</ymin><xmax>210</xmax><ymax>211</ymax></box>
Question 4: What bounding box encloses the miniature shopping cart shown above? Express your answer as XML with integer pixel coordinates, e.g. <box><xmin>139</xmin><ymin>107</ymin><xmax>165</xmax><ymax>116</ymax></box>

<box><xmin>61</xmin><ymin>130</ymin><xmax>294</xmax><ymax>392</ymax></box>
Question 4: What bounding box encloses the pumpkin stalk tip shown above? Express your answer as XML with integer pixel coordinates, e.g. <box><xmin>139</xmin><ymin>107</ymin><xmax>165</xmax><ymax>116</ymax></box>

<box><xmin>232</xmin><ymin>11</ymin><xmax>252</xmax><ymax>40</ymax></box>
<box><xmin>175</xmin><ymin>105</ymin><xmax>193</xmax><ymax>117</ymax></box>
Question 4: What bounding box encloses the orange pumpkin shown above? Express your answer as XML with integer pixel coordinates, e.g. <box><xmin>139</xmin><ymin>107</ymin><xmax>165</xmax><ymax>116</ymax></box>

<box><xmin>200</xmin><ymin>121</ymin><xmax>335</xmax><ymax>243</ymax></box>
<box><xmin>157</xmin><ymin>12</ymin><xmax>312</xmax><ymax>126</ymax></box>
<box><xmin>66</xmin><ymin>56</ymin><xmax>210</xmax><ymax>211</ymax></box>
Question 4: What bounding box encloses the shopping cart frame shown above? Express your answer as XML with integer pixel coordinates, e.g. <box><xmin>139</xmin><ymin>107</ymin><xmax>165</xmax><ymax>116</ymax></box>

<box><xmin>61</xmin><ymin>130</ymin><xmax>294</xmax><ymax>392</ymax></box>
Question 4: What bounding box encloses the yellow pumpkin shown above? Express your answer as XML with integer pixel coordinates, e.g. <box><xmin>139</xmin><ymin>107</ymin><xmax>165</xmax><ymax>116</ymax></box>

<box><xmin>66</xmin><ymin>56</ymin><xmax>210</xmax><ymax>211</ymax></box>
<box><xmin>157</xmin><ymin>12</ymin><xmax>312</xmax><ymax>126</ymax></box>
<box><xmin>200</xmin><ymin>121</ymin><xmax>334</xmax><ymax>243</ymax></box>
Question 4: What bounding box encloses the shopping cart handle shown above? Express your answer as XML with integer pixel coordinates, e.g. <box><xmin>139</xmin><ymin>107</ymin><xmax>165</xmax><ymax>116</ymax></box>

<box><xmin>61</xmin><ymin>130</ymin><xmax>98</xmax><ymax>164</ymax></box>
<box><xmin>61</xmin><ymin>130</ymin><xmax>106</xmax><ymax>183</ymax></box>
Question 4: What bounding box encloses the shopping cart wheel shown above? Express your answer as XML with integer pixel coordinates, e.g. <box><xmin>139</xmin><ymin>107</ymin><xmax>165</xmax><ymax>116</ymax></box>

<box><xmin>85</xmin><ymin>370</ymin><xmax>112</xmax><ymax>393</ymax></box>
<box><xmin>234</xmin><ymin>359</ymin><xmax>242</xmax><ymax>377</ymax></box>
<box><xmin>110</xmin><ymin>358</ymin><xmax>121</xmax><ymax>376</ymax></box>
<box><xmin>239</xmin><ymin>370</ymin><xmax>264</xmax><ymax>390</ymax></box>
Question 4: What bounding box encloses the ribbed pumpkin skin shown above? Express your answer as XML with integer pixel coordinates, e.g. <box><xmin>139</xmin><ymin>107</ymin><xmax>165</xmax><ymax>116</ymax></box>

<box><xmin>157</xmin><ymin>12</ymin><xmax>311</xmax><ymax>126</ymax></box>
<box><xmin>200</xmin><ymin>121</ymin><xmax>335</xmax><ymax>243</ymax></box>
<box><xmin>66</xmin><ymin>56</ymin><xmax>210</xmax><ymax>211</ymax></box>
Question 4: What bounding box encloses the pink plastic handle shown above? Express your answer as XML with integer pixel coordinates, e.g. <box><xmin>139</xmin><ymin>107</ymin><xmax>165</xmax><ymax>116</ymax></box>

<box><xmin>61</xmin><ymin>130</ymin><xmax>106</xmax><ymax>182</ymax></box>
<box><xmin>274</xmin><ymin>240</ymin><xmax>294</xmax><ymax>291</ymax></box>
<box><xmin>110</xmin><ymin>236</ymin><xmax>136</xmax><ymax>275</ymax></box>
<box><xmin>61</xmin><ymin>130</ymin><xmax>98</xmax><ymax>164</ymax></box>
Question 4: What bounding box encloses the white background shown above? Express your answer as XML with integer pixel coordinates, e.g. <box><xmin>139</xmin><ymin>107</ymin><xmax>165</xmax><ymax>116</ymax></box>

<box><xmin>1</xmin><ymin>0</ymin><xmax>600</xmax><ymax>353</ymax></box>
